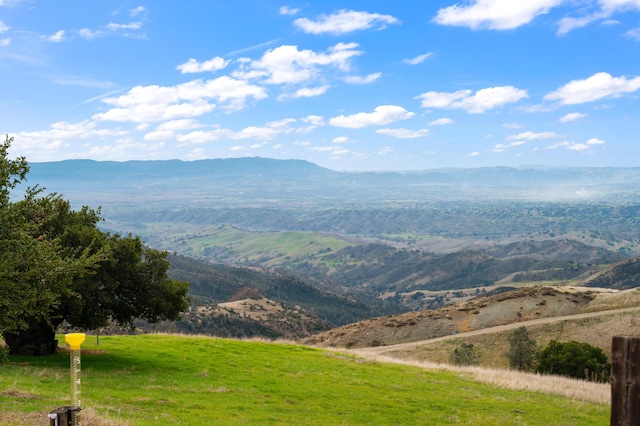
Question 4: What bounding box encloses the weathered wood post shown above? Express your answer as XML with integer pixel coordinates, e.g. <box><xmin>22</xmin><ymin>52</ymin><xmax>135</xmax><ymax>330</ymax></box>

<box><xmin>611</xmin><ymin>335</ymin><xmax>640</xmax><ymax>426</ymax></box>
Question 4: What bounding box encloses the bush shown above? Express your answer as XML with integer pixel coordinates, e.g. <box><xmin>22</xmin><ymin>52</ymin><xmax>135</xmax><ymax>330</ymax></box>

<box><xmin>507</xmin><ymin>326</ymin><xmax>537</xmax><ymax>371</ymax></box>
<box><xmin>536</xmin><ymin>340</ymin><xmax>610</xmax><ymax>382</ymax></box>
<box><xmin>0</xmin><ymin>344</ymin><xmax>8</xmax><ymax>364</ymax></box>
<box><xmin>450</xmin><ymin>343</ymin><xmax>480</xmax><ymax>366</ymax></box>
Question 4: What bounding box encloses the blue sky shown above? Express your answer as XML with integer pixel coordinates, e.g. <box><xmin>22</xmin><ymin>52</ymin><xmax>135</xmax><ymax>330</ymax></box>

<box><xmin>1</xmin><ymin>0</ymin><xmax>639</xmax><ymax>171</ymax></box>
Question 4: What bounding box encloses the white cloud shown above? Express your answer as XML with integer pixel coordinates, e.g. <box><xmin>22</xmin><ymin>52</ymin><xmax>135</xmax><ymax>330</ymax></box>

<box><xmin>130</xmin><ymin>6</ymin><xmax>145</xmax><ymax>17</ymax></box>
<box><xmin>376</xmin><ymin>128</ymin><xmax>429</xmax><ymax>138</ymax></box>
<box><xmin>600</xmin><ymin>0</ymin><xmax>640</xmax><ymax>13</ymax></box>
<box><xmin>433</xmin><ymin>0</ymin><xmax>563</xmax><ymax>30</ymax></box>
<box><xmin>44</xmin><ymin>30</ymin><xmax>65</xmax><ymax>42</ymax></box>
<box><xmin>177</xmin><ymin>57</ymin><xmax>230</xmax><ymax>74</ymax></box>
<box><xmin>502</xmin><ymin>122</ymin><xmax>523</xmax><ymax>129</ymax></box>
<box><xmin>416</xmin><ymin>86</ymin><xmax>528</xmax><ymax>113</ymax></box>
<box><xmin>177</xmin><ymin>120</ymin><xmax>292</xmax><ymax>145</ymax></box>
<box><xmin>302</xmin><ymin>115</ymin><xmax>324</xmax><ymax>126</ymax></box>
<box><xmin>344</xmin><ymin>73</ymin><xmax>381</xmax><ymax>84</ymax></box>
<box><xmin>547</xmin><ymin>138</ymin><xmax>605</xmax><ymax>151</ymax></box>
<box><xmin>233</xmin><ymin>43</ymin><xmax>363</xmax><ymax>86</ymax></box>
<box><xmin>279</xmin><ymin>6</ymin><xmax>300</xmax><ymax>16</ymax></box>
<box><xmin>14</xmin><ymin>120</ymin><xmax>128</xmax><ymax>159</ymax></box>
<box><xmin>468</xmin><ymin>151</ymin><xmax>480</xmax><ymax>157</ymax></box>
<box><xmin>294</xmin><ymin>10</ymin><xmax>400</xmax><ymax>35</ymax></box>
<box><xmin>403</xmin><ymin>53</ymin><xmax>433</xmax><ymax>65</ymax></box>
<box><xmin>286</xmin><ymin>85</ymin><xmax>330</xmax><ymax>99</ymax></box>
<box><xmin>78</xmin><ymin>28</ymin><xmax>100</xmax><ymax>40</ymax></box>
<box><xmin>0</xmin><ymin>37</ymin><xmax>9</xmax><ymax>46</ymax></box>
<box><xmin>544</xmin><ymin>72</ymin><xmax>640</xmax><ymax>105</ymax></box>
<box><xmin>428</xmin><ymin>117</ymin><xmax>453</xmax><ymax>125</ymax></box>
<box><xmin>332</xmin><ymin>136</ymin><xmax>349</xmax><ymax>143</ymax></box>
<box><xmin>157</xmin><ymin>119</ymin><xmax>202</xmax><ymax>131</ymax></box>
<box><xmin>107</xmin><ymin>22</ymin><xmax>143</xmax><ymax>31</ymax></box>
<box><xmin>626</xmin><ymin>27</ymin><xmax>640</xmax><ymax>40</ymax></box>
<box><xmin>587</xmin><ymin>137</ymin><xmax>605</xmax><ymax>145</ymax></box>
<box><xmin>0</xmin><ymin>20</ymin><xmax>9</xmax><ymax>33</ymax></box>
<box><xmin>492</xmin><ymin>141</ymin><xmax>526</xmax><ymax>153</ymax></box>
<box><xmin>94</xmin><ymin>77</ymin><xmax>267</xmax><ymax>123</ymax></box>
<box><xmin>559</xmin><ymin>112</ymin><xmax>587</xmax><ymax>122</ymax></box>
<box><xmin>144</xmin><ymin>130</ymin><xmax>175</xmax><ymax>141</ymax></box>
<box><xmin>329</xmin><ymin>105</ymin><xmax>414</xmax><ymax>128</ymax></box>
<box><xmin>507</xmin><ymin>131</ymin><xmax>561</xmax><ymax>140</ymax></box>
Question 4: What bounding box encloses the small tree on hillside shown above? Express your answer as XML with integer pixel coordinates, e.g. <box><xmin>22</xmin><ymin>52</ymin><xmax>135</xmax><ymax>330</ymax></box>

<box><xmin>507</xmin><ymin>326</ymin><xmax>537</xmax><ymax>371</ymax></box>
<box><xmin>450</xmin><ymin>342</ymin><xmax>480</xmax><ymax>366</ymax></box>
<box><xmin>536</xmin><ymin>340</ymin><xmax>610</xmax><ymax>382</ymax></box>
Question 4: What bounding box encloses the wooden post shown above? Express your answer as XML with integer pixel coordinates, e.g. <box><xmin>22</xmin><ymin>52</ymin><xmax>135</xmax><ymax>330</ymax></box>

<box><xmin>611</xmin><ymin>336</ymin><xmax>640</xmax><ymax>426</ymax></box>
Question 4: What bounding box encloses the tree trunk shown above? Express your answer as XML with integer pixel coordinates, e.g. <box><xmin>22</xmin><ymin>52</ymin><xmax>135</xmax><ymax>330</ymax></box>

<box><xmin>4</xmin><ymin>320</ymin><xmax>58</xmax><ymax>356</ymax></box>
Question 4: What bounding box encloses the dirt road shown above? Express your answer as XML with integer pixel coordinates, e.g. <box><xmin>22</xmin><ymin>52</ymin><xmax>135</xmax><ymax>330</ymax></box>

<box><xmin>359</xmin><ymin>305</ymin><xmax>640</xmax><ymax>354</ymax></box>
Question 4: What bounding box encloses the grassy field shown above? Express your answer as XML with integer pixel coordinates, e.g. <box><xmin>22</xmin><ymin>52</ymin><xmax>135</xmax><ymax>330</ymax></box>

<box><xmin>0</xmin><ymin>334</ymin><xmax>609</xmax><ymax>425</ymax></box>
<box><xmin>146</xmin><ymin>223</ymin><xmax>355</xmax><ymax>265</ymax></box>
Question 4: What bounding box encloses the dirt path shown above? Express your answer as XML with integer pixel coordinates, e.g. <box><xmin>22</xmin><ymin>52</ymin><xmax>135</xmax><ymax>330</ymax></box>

<box><xmin>359</xmin><ymin>305</ymin><xmax>640</xmax><ymax>354</ymax></box>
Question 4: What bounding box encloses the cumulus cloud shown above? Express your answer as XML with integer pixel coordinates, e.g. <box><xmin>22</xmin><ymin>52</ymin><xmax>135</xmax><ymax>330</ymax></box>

<box><xmin>433</xmin><ymin>0</ymin><xmax>563</xmax><ymax>30</ymax></box>
<box><xmin>559</xmin><ymin>112</ymin><xmax>587</xmax><ymax>122</ymax></box>
<box><xmin>428</xmin><ymin>117</ymin><xmax>453</xmax><ymax>125</ymax></box>
<box><xmin>233</xmin><ymin>43</ymin><xmax>363</xmax><ymax>86</ymax></box>
<box><xmin>546</xmin><ymin>137</ymin><xmax>606</xmax><ymax>151</ymax></box>
<box><xmin>329</xmin><ymin>105</ymin><xmax>414</xmax><ymax>128</ymax></box>
<box><xmin>0</xmin><ymin>37</ymin><xmax>9</xmax><ymax>46</ymax></box>
<box><xmin>43</xmin><ymin>30</ymin><xmax>65</xmax><ymax>42</ymax></box>
<box><xmin>130</xmin><ymin>6</ymin><xmax>145</xmax><ymax>17</ymax></box>
<box><xmin>284</xmin><ymin>85</ymin><xmax>330</xmax><ymax>99</ymax></box>
<box><xmin>13</xmin><ymin>120</ymin><xmax>128</xmax><ymax>159</ymax></box>
<box><xmin>176</xmin><ymin>120</ymin><xmax>294</xmax><ymax>145</ymax></box>
<box><xmin>507</xmin><ymin>131</ymin><xmax>561</xmax><ymax>140</ymax></box>
<box><xmin>177</xmin><ymin>57</ymin><xmax>230</xmax><ymax>74</ymax></box>
<box><xmin>157</xmin><ymin>119</ymin><xmax>202</xmax><ymax>131</ymax></box>
<box><xmin>279</xmin><ymin>6</ymin><xmax>300</xmax><ymax>16</ymax></box>
<box><xmin>376</xmin><ymin>128</ymin><xmax>429</xmax><ymax>138</ymax></box>
<box><xmin>294</xmin><ymin>9</ymin><xmax>400</xmax><ymax>35</ymax></box>
<box><xmin>416</xmin><ymin>86</ymin><xmax>528</xmax><ymax>113</ymax></box>
<box><xmin>544</xmin><ymin>72</ymin><xmax>640</xmax><ymax>105</ymax></box>
<box><xmin>626</xmin><ymin>27</ymin><xmax>640</xmax><ymax>40</ymax></box>
<box><xmin>403</xmin><ymin>52</ymin><xmax>433</xmax><ymax>65</ymax></box>
<box><xmin>93</xmin><ymin>76</ymin><xmax>267</xmax><ymax>123</ymax></box>
<box><xmin>492</xmin><ymin>141</ymin><xmax>526</xmax><ymax>153</ymax></box>
<box><xmin>344</xmin><ymin>73</ymin><xmax>381</xmax><ymax>84</ymax></box>
<box><xmin>0</xmin><ymin>20</ymin><xmax>10</xmax><ymax>33</ymax></box>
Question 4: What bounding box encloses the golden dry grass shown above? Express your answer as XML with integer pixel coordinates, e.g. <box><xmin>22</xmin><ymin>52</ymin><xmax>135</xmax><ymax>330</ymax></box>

<box><xmin>344</xmin><ymin>349</ymin><xmax>610</xmax><ymax>405</ymax></box>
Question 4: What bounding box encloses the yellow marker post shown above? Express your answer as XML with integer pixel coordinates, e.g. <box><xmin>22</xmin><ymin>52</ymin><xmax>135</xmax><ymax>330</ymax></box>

<box><xmin>64</xmin><ymin>333</ymin><xmax>86</xmax><ymax>426</ymax></box>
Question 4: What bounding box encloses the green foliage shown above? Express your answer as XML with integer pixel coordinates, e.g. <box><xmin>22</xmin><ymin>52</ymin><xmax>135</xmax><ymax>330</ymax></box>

<box><xmin>0</xmin><ymin>344</ymin><xmax>8</xmax><ymax>364</ymax></box>
<box><xmin>0</xmin><ymin>334</ymin><xmax>610</xmax><ymax>424</ymax></box>
<box><xmin>536</xmin><ymin>340</ymin><xmax>611</xmax><ymax>382</ymax></box>
<box><xmin>0</xmin><ymin>136</ymin><xmax>189</xmax><ymax>354</ymax></box>
<box><xmin>508</xmin><ymin>326</ymin><xmax>537</xmax><ymax>371</ymax></box>
<box><xmin>450</xmin><ymin>342</ymin><xmax>480</xmax><ymax>366</ymax></box>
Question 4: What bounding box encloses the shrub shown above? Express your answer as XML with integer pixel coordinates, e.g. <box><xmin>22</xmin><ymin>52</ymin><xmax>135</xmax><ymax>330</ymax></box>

<box><xmin>536</xmin><ymin>340</ymin><xmax>610</xmax><ymax>382</ymax></box>
<box><xmin>450</xmin><ymin>342</ymin><xmax>480</xmax><ymax>366</ymax></box>
<box><xmin>507</xmin><ymin>326</ymin><xmax>537</xmax><ymax>371</ymax></box>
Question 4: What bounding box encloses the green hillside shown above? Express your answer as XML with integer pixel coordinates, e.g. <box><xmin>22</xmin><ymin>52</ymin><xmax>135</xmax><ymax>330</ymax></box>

<box><xmin>0</xmin><ymin>334</ymin><xmax>608</xmax><ymax>425</ymax></box>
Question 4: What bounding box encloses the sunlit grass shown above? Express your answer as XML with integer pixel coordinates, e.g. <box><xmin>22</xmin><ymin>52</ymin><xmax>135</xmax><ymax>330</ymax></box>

<box><xmin>0</xmin><ymin>334</ymin><xmax>609</xmax><ymax>425</ymax></box>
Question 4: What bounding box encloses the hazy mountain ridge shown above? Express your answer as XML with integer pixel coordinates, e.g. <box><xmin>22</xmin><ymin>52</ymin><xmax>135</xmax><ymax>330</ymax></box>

<box><xmin>24</xmin><ymin>159</ymin><xmax>640</xmax><ymax>207</ymax></box>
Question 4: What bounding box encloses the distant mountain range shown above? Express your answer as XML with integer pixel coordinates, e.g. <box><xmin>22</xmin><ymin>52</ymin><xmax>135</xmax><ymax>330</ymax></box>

<box><xmin>21</xmin><ymin>158</ymin><xmax>640</xmax><ymax>208</ymax></box>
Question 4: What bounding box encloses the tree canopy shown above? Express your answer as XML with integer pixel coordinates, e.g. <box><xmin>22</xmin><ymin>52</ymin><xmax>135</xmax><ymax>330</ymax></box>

<box><xmin>507</xmin><ymin>326</ymin><xmax>537</xmax><ymax>371</ymax></box>
<box><xmin>0</xmin><ymin>135</ymin><xmax>190</xmax><ymax>355</ymax></box>
<box><xmin>536</xmin><ymin>340</ymin><xmax>610</xmax><ymax>382</ymax></box>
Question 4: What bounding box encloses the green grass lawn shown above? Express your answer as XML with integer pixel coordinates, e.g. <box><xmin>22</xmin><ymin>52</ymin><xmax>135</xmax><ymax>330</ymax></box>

<box><xmin>1</xmin><ymin>334</ymin><xmax>609</xmax><ymax>425</ymax></box>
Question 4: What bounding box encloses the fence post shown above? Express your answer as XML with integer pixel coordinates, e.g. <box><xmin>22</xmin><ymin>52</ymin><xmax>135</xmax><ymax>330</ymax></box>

<box><xmin>611</xmin><ymin>335</ymin><xmax>640</xmax><ymax>426</ymax></box>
